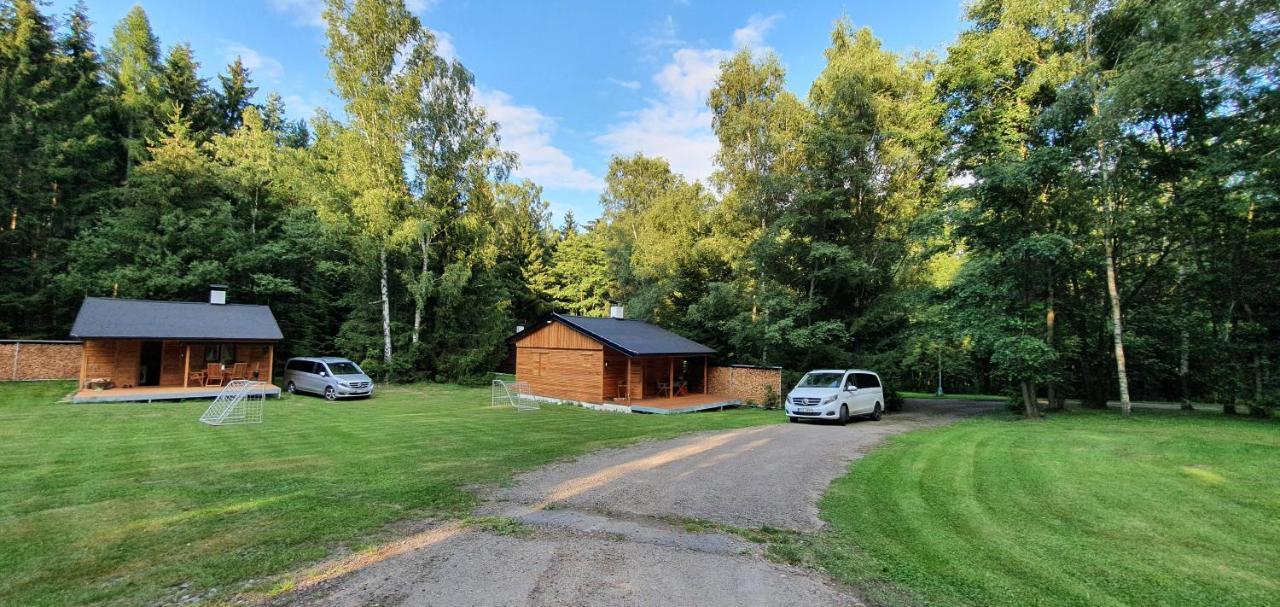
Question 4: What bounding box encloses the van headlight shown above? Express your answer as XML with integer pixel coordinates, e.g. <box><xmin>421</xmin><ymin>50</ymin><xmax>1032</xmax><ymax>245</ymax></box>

<box><xmin>339</xmin><ymin>381</ymin><xmax>350</xmax><ymax>387</ymax></box>
<box><xmin>822</xmin><ymin>394</ymin><xmax>838</xmax><ymax>404</ymax></box>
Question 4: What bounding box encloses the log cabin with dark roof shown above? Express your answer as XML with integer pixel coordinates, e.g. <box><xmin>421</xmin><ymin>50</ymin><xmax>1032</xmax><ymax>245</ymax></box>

<box><xmin>507</xmin><ymin>310</ymin><xmax>777</xmax><ymax>413</ymax></box>
<box><xmin>69</xmin><ymin>286</ymin><xmax>283</xmax><ymax>403</ymax></box>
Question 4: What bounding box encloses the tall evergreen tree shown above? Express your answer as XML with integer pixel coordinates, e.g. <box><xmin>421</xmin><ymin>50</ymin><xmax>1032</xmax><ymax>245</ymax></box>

<box><xmin>102</xmin><ymin>5</ymin><xmax>161</xmax><ymax>176</ymax></box>
<box><xmin>217</xmin><ymin>55</ymin><xmax>256</xmax><ymax>133</ymax></box>
<box><xmin>157</xmin><ymin>42</ymin><xmax>216</xmax><ymax>138</ymax></box>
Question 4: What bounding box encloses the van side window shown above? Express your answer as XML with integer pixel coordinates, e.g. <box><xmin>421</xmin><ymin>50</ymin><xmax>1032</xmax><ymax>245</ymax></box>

<box><xmin>844</xmin><ymin>374</ymin><xmax>858</xmax><ymax>389</ymax></box>
<box><xmin>286</xmin><ymin>360</ymin><xmax>303</xmax><ymax>371</ymax></box>
<box><xmin>857</xmin><ymin>373</ymin><xmax>881</xmax><ymax>388</ymax></box>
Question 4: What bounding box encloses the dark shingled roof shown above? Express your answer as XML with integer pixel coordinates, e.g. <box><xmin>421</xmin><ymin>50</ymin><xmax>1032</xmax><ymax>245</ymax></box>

<box><xmin>70</xmin><ymin>297</ymin><xmax>283</xmax><ymax>341</ymax></box>
<box><xmin>514</xmin><ymin>313</ymin><xmax>715</xmax><ymax>357</ymax></box>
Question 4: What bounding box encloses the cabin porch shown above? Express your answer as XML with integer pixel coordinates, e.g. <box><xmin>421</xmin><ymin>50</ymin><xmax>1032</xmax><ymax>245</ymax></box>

<box><xmin>77</xmin><ymin>338</ymin><xmax>275</xmax><ymax>402</ymax></box>
<box><xmin>626</xmin><ymin>392</ymin><xmax>742</xmax><ymax>414</ymax></box>
<box><xmin>72</xmin><ymin>383</ymin><xmax>281</xmax><ymax>403</ymax></box>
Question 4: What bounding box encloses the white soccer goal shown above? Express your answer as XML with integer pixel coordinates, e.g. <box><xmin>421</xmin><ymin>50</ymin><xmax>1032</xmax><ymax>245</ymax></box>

<box><xmin>200</xmin><ymin>380</ymin><xmax>267</xmax><ymax>425</ymax></box>
<box><xmin>491</xmin><ymin>379</ymin><xmax>539</xmax><ymax>411</ymax></box>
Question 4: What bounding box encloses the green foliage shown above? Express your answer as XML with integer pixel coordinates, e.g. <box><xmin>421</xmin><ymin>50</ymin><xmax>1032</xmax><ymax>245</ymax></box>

<box><xmin>0</xmin><ymin>0</ymin><xmax>1275</xmax><ymax>402</ymax></box>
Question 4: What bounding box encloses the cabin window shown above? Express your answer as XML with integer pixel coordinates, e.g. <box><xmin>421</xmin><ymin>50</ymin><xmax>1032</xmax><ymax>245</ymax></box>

<box><xmin>204</xmin><ymin>344</ymin><xmax>237</xmax><ymax>365</ymax></box>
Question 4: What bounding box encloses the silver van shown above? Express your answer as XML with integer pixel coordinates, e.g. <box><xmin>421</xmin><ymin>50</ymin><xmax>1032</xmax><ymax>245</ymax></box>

<box><xmin>283</xmin><ymin>357</ymin><xmax>374</xmax><ymax>400</ymax></box>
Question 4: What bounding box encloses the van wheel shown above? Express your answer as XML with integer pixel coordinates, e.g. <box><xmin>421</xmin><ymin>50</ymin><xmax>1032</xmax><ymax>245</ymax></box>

<box><xmin>324</xmin><ymin>386</ymin><xmax>337</xmax><ymax>401</ymax></box>
<box><xmin>838</xmin><ymin>405</ymin><xmax>850</xmax><ymax>425</ymax></box>
<box><xmin>870</xmin><ymin>403</ymin><xmax>882</xmax><ymax>421</ymax></box>
<box><xmin>286</xmin><ymin>381</ymin><xmax>296</xmax><ymax>394</ymax></box>
<box><xmin>788</xmin><ymin>416</ymin><xmax>798</xmax><ymax>423</ymax></box>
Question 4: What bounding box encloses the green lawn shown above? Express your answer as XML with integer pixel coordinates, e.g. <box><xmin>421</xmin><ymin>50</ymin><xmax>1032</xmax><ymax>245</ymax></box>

<box><xmin>818</xmin><ymin>411</ymin><xmax>1280</xmax><ymax>607</ymax></box>
<box><xmin>0</xmin><ymin>381</ymin><xmax>779</xmax><ymax>606</ymax></box>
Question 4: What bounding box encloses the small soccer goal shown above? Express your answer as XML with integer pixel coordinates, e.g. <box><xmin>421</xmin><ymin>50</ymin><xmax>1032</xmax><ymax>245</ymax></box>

<box><xmin>492</xmin><ymin>379</ymin><xmax>539</xmax><ymax>411</ymax></box>
<box><xmin>200</xmin><ymin>380</ymin><xmax>267</xmax><ymax>425</ymax></box>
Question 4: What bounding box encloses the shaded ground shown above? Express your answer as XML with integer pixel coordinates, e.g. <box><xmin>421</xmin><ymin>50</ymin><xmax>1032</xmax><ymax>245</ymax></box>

<box><xmin>282</xmin><ymin>399</ymin><xmax>997</xmax><ymax>606</ymax></box>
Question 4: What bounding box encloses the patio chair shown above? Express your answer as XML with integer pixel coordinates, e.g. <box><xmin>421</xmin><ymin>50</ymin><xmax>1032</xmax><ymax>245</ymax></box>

<box><xmin>227</xmin><ymin>362</ymin><xmax>249</xmax><ymax>382</ymax></box>
<box><xmin>204</xmin><ymin>363</ymin><xmax>224</xmax><ymax>386</ymax></box>
<box><xmin>675</xmin><ymin>380</ymin><xmax>689</xmax><ymax>397</ymax></box>
<box><xmin>188</xmin><ymin>370</ymin><xmax>206</xmax><ymax>387</ymax></box>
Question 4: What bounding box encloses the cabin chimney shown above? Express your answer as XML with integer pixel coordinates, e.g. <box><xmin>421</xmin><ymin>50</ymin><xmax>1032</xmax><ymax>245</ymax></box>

<box><xmin>209</xmin><ymin>284</ymin><xmax>227</xmax><ymax>305</ymax></box>
<box><xmin>609</xmin><ymin>304</ymin><xmax>625</xmax><ymax>319</ymax></box>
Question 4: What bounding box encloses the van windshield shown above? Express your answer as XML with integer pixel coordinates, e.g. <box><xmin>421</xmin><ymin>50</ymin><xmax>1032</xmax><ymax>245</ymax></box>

<box><xmin>328</xmin><ymin>362</ymin><xmax>363</xmax><ymax>375</ymax></box>
<box><xmin>797</xmin><ymin>372</ymin><xmax>844</xmax><ymax>388</ymax></box>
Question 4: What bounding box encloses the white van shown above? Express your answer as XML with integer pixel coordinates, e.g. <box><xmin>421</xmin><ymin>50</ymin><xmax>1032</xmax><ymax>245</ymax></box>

<box><xmin>785</xmin><ymin>369</ymin><xmax>885</xmax><ymax>424</ymax></box>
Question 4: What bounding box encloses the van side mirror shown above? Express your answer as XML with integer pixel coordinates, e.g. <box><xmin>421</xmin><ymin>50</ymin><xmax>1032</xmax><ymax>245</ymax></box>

<box><xmin>319</xmin><ymin>370</ymin><xmax>328</xmax><ymax>377</ymax></box>
<box><xmin>845</xmin><ymin>385</ymin><xmax>856</xmax><ymax>392</ymax></box>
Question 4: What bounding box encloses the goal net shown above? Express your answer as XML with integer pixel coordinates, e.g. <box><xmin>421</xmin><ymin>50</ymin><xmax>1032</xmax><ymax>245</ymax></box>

<box><xmin>491</xmin><ymin>379</ymin><xmax>539</xmax><ymax>411</ymax></box>
<box><xmin>200</xmin><ymin>380</ymin><xmax>267</xmax><ymax>425</ymax></box>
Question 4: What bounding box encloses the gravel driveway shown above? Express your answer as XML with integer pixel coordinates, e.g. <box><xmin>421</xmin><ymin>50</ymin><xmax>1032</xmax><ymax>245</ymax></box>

<box><xmin>281</xmin><ymin>399</ymin><xmax>997</xmax><ymax>607</ymax></box>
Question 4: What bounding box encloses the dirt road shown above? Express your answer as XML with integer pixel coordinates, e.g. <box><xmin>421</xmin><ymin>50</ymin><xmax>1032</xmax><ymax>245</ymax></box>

<box><xmin>281</xmin><ymin>399</ymin><xmax>996</xmax><ymax>606</ymax></box>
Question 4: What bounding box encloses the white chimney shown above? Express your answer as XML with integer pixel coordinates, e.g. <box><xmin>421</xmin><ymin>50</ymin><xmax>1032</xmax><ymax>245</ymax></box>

<box><xmin>515</xmin><ymin>325</ymin><xmax>525</xmax><ymax>333</ymax></box>
<box><xmin>209</xmin><ymin>284</ymin><xmax>227</xmax><ymax>305</ymax></box>
<box><xmin>609</xmin><ymin>304</ymin><xmax>625</xmax><ymax>319</ymax></box>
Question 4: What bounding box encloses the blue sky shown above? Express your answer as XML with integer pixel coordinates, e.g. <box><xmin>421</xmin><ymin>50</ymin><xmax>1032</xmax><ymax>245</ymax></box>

<box><xmin>55</xmin><ymin>1</ymin><xmax>968</xmax><ymax>222</ymax></box>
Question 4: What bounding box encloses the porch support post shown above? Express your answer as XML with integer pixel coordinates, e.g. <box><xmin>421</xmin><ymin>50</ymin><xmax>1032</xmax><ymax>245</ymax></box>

<box><xmin>668</xmin><ymin>357</ymin><xmax>674</xmax><ymax>400</ymax></box>
<box><xmin>266</xmin><ymin>344</ymin><xmax>274</xmax><ymax>385</ymax></box>
<box><xmin>703</xmin><ymin>357</ymin><xmax>708</xmax><ymax>394</ymax></box>
<box><xmin>183</xmin><ymin>344</ymin><xmax>190</xmax><ymax>388</ymax></box>
<box><xmin>626</xmin><ymin>357</ymin><xmax>633</xmax><ymax>405</ymax></box>
<box><xmin>79</xmin><ymin>341</ymin><xmax>88</xmax><ymax>389</ymax></box>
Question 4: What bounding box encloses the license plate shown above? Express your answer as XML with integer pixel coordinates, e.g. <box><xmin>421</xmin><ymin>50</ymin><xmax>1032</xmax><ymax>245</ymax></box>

<box><xmin>796</xmin><ymin>407</ymin><xmax>814</xmax><ymax>413</ymax></box>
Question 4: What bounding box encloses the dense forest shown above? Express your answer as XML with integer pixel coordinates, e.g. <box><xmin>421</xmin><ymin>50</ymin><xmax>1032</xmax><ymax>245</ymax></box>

<box><xmin>1</xmin><ymin>0</ymin><xmax>1275</xmax><ymax>414</ymax></box>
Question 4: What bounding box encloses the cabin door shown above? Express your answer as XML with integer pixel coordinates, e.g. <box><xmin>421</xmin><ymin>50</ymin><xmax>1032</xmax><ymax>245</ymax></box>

<box><xmin>138</xmin><ymin>341</ymin><xmax>163</xmax><ymax>386</ymax></box>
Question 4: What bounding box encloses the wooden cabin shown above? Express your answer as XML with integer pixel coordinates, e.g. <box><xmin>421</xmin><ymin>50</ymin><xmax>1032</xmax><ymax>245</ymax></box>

<box><xmin>509</xmin><ymin>312</ymin><xmax>737</xmax><ymax>413</ymax></box>
<box><xmin>69</xmin><ymin>286</ymin><xmax>283</xmax><ymax>403</ymax></box>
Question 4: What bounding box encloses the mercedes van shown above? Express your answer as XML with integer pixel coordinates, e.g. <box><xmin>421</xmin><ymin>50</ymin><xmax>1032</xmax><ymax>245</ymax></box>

<box><xmin>785</xmin><ymin>369</ymin><xmax>884</xmax><ymax>424</ymax></box>
<box><xmin>283</xmin><ymin>357</ymin><xmax>374</xmax><ymax>400</ymax></box>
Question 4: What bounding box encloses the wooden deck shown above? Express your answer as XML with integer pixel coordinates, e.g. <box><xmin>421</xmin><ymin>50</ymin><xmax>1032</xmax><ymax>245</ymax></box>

<box><xmin>625</xmin><ymin>392</ymin><xmax>741</xmax><ymax>414</ymax></box>
<box><xmin>72</xmin><ymin>383</ymin><xmax>281</xmax><ymax>403</ymax></box>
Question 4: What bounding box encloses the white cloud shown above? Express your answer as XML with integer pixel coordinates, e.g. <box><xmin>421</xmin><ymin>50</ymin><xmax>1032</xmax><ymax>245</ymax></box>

<box><xmin>637</xmin><ymin>15</ymin><xmax>684</xmax><ymax>61</ymax></box>
<box><xmin>732</xmin><ymin>13</ymin><xmax>782</xmax><ymax>50</ymax></box>
<box><xmin>595</xmin><ymin>14</ymin><xmax>783</xmax><ymax>184</ymax></box>
<box><xmin>223</xmin><ymin>43</ymin><xmax>285</xmax><ymax>83</ymax></box>
<box><xmin>430</xmin><ymin>28</ymin><xmax>456</xmax><ymax>62</ymax></box>
<box><xmin>608</xmin><ymin>78</ymin><xmax>641</xmax><ymax>90</ymax></box>
<box><xmin>267</xmin><ymin>0</ymin><xmax>326</xmax><ymax>28</ymax></box>
<box><xmin>476</xmin><ymin>89</ymin><xmax>603</xmax><ymax>191</ymax></box>
<box><xmin>596</xmin><ymin>48</ymin><xmax>728</xmax><ymax>183</ymax></box>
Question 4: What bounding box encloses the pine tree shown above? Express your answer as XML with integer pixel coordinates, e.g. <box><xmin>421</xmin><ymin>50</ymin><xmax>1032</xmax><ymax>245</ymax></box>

<box><xmin>0</xmin><ymin>0</ymin><xmax>60</xmax><ymax>334</ymax></box>
<box><xmin>217</xmin><ymin>56</ymin><xmax>256</xmax><ymax>134</ymax></box>
<box><xmin>158</xmin><ymin>42</ymin><xmax>216</xmax><ymax>139</ymax></box>
<box><xmin>102</xmin><ymin>5</ymin><xmax>161</xmax><ymax>176</ymax></box>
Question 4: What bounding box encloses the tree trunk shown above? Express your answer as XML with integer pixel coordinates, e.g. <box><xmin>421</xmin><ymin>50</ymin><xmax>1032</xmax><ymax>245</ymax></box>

<box><xmin>1046</xmin><ymin>276</ymin><xmax>1060</xmax><ymax>410</ymax></box>
<box><xmin>411</xmin><ymin>235</ymin><xmax>430</xmax><ymax>347</ymax></box>
<box><xmin>1104</xmin><ymin>237</ymin><xmax>1132</xmax><ymax>416</ymax></box>
<box><xmin>1021</xmin><ymin>381</ymin><xmax>1040</xmax><ymax>417</ymax></box>
<box><xmin>1178</xmin><ymin>262</ymin><xmax>1192</xmax><ymax>410</ymax></box>
<box><xmin>379</xmin><ymin>246</ymin><xmax>393</xmax><ymax>378</ymax></box>
<box><xmin>936</xmin><ymin>349</ymin><xmax>944</xmax><ymax>396</ymax></box>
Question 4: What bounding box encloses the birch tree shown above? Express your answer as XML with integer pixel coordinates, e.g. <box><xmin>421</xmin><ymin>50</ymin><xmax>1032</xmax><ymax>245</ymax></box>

<box><xmin>322</xmin><ymin>0</ymin><xmax>435</xmax><ymax>376</ymax></box>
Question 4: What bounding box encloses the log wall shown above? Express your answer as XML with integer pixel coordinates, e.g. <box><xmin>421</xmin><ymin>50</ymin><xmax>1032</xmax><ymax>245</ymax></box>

<box><xmin>516</xmin><ymin>347</ymin><xmax>604</xmax><ymax>403</ymax></box>
<box><xmin>0</xmin><ymin>341</ymin><xmax>82</xmax><ymax>381</ymax></box>
<box><xmin>707</xmin><ymin>365</ymin><xmax>783</xmax><ymax>406</ymax></box>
